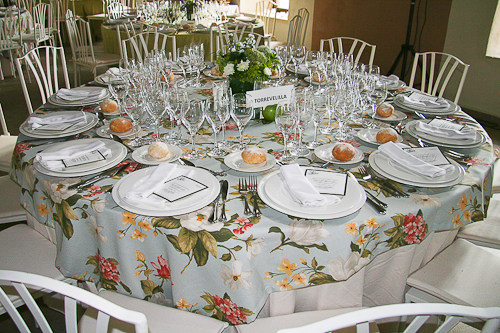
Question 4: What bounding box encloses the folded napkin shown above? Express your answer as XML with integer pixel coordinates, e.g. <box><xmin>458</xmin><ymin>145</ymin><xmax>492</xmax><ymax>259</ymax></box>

<box><xmin>378</xmin><ymin>74</ymin><xmax>400</xmax><ymax>89</ymax></box>
<box><xmin>124</xmin><ymin>163</ymin><xmax>193</xmax><ymax>204</ymax></box>
<box><xmin>28</xmin><ymin>112</ymin><xmax>86</xmax><ymax>129</ymax></box>
<box><xmin>35</xmin><ymin>141</ymin><xmax>111</xmax><ymax>171</ymax></box>
<box><xmin>56</xmin><ymin>88</ymin><xmax>106</xmax><ymax>101</ymax></box>
<box><xmin>401</xmin><ymin>94</ymin><xmax>450</xmax><ymax>109</ymax></box>
<box><xmin>378</xmin><ymin>141</ymin><xmax>454</xmax><ymax>178</ymax></box>
<box><xmin>280</xmin><ymin>164</ymin><xmax>340</xmax><ymax>207</ymax></box>
<box><xmin>101</xmin><ymin>67</ymin><xmax>123</xmax><ymax>83</ymax></box>
<box><xmin>415</xmin><ymin>120</ymin><xmax>476</xmax><ymax>140</ymax></box>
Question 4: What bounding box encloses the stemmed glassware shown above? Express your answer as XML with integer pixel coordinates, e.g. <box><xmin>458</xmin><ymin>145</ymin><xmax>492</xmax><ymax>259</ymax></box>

<box><xmin>182</xmin><ymin>100</ymin><xmax>205</xmax><ymax>160</ymax></box>
<box><xmin>275</xmin><ymin>101</ymin><xmax>298</xmax><ymax>164</ymax></box>
<box><xmin>366</xmin><ymin>81</ymin><xmax>388</xmax><ymax>128</ymax></box>
<box><xmin>142</xmin><ymin>88</ymin><xmax>167</xmax><ymax>142</ymax></box>
<box><xmin>204</xmin><ymin>98</ymin><xmax>225</xmax><ymax>157</ymax></box>
<box><xmin>230</xmin><ymin>93</ymin><xmax>254</xmax><ymax>151</ymax></box>
<box><xmin>290</xmin><ymin>45</ymin><xmax>306</xmax><ymax>83</ymax></box>
<box><xmin>275</xmin><ymin>46</ymin><xmax>291</xmax><ymax>84</ymax></box>
<box><xmin>123</xmin><ymin>89</ymin><xmax>146</xmax><ymax>147</ymax></box>
<box><xmin>306</xmin><ymin>93</ymin><xmax>327</xmax><ymax>149</ymax></box>
<box><xmin>107</xmin><ymin>82</ymin><xmax>129</xmax><ymax>115</ymax></box>
<box><xmin>290</xmin><ymin>91</ymin><xmax>312</xmax><ymax>157</ymax></box>
<box><xmin>166</xmin><ymin>89</ymin><xmax>189</xmax><ymax>144</ymax></box>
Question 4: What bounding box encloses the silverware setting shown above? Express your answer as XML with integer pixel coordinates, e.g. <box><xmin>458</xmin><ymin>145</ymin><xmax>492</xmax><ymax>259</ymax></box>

<box><xmin>247</xmin><ymin>176</ymin><xmax>261</xmax><ymax>217</ymax></box>
<box><xmin>238</xmin><ymin>178</ymin><xmax>252</xmax><ymax>215</ymax></box>
<box><xmin>209</xmin><ymin>180</ymin><xmax>228</xmax><ymax>223</ymax></box>
<box><xmin>69</xmin><ymin>162</ymin><xmax>130</xmax><ymax>190</ymax></box>
<box><xmin>347</xmin><ymin>171</ymin><xmax>386</xmax><ymax>215</ymax></box>
<box><xmin>178</xmin><ymin>158</ymin><xmax>227</xmax><ymax>177</ymax></box>
<box><xmin>359</xmin><ymin>164</ymin><xmax>409</xmax><ymax>198</ymax></box>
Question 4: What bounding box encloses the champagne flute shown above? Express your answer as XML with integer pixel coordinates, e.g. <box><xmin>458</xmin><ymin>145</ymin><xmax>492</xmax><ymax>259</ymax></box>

<box><xmin>275</xmin><ymin>101</ymin><xmax>298</xmax><ymax>164</ymax></box>
<box><xmin>182</xmin><ymin>100</ymin><xmax>205</xmax><ymax>160</ymax></box>
<box><xmin>230</xmin><ymin>93</ymin><xmax>254</xmax><ymax>151</ymax></box>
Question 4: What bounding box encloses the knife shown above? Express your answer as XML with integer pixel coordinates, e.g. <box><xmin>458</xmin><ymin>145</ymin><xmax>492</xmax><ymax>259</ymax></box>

<box><xmin>347</xmin><ymin>171</ymin><xmax>386</xmax><ymax>215</ymax></box>
<box><xmin>208</xmin><ymin>181</ymin><xmax>223</xmax><ymax>223</ymax></box>
<box><xmin>68</xmin><ymin>163</ymin><xmax>130</xmax><ymax>190</ymax></box>
<box><xmin>219</xmin><ymin>180</ymin><xmax>229</xmax><ymax>222</ymax></box>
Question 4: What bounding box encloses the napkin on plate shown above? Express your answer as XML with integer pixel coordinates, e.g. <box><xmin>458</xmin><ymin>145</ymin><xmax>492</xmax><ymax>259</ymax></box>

<box><xmin>400</xmin><ymin>94</ymin><xmax>450</xmax><ymax>109</ymax></box>
<box><xmin>56</xmin><ymin>88</ymin><xmax>106</xmax><ymax>101</ymax></box>
<box><xmin>280</xmin><ymin>164</ymin><xmax>340</xmax><ymax>206</ymax></box>
<box><xmin>378</xmin><ymin>141</ymin><xmax>454</xmax><ymax>178</ymax></box>
<box><xmin>101</xmin><ymin>68</ymin><xmax>123</xmax><ymax>83</ymax></box>
<box><xmin>378</xmin><ymin>74</ymin><xmax>400</xmax><ymax>89</ymax></box>
<box><xmin>35</xmin><ymin>141</ymin><xmax>111</xmax><ymax>171</ymax></box>
<box><xmin>124</xmin><ymin>163</ymin><xmax>193</xmax><ymax>204</ymax></box>
<box><xmin>28</xmin><ymin>112</ymin><xmax>86</xmax><ymax>129</ymax></box>
<box><xmin>415</xmin><ymin>120</ymin><xmax>476</xmax><ymax>140</ymax></box>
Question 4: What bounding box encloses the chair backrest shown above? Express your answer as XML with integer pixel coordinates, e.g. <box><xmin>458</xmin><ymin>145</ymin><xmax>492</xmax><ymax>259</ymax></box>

<box><xmin>409</xmin><ymin>51</ymin><xmax>470</xmax><ymax>104</ymax></box>
<box><xmin>107</xmin><ymin>1</ymin><xmax>126</xmax><ymax>20</ymax></box>
<box><xmin>15</xmin><ymin>46</ymin><xmax>70</xmax><ymax>114</ymax></box>
<box><xmin>216</xmin><ymin>21</ymin><xmax>255</xmax><ymax>52</ymax></box>
<box><xmin>0</xmin><ymin>8</ymin><xmax>20</xmax><ymax>50</ymax></box>
<box><xmin>276</xmin><ymin>303</ymin><xmax>500</xmax><ymax>333</ymax></box>
<box><xmin>320</xmin><ymin>37</ymin><xmax>377</xmax><ymax>66</ymax></box>
<box><xmin>14</xmin><ymin>0</ymin><xmax>39</xmax><ymax>15</ymax></box>
<box><xmin>286</xmin><ymin>14</ymin><xmax>303</xmax><ymax>47</ymax></box>
<box><xmin>296</xmin><ymin>7</ymin><xmax>309</xmax><ymax>47</ymax></box>
<box><xmin>116</xmin><ymin>20</ymin><xmax>144</xmax><ymax>59</ymax></box>
<box><xmin>65</xmin><ymin>12</ymin><xmax>97</xmax><ymax>67</ymax></box>
<box><xmin>31</xmin><ymin>2</ymin><xmax>50</xmax><ymax>42</ymax></box>
<box><xmin>255</xmin><ymin>0</ymin><xmax>276</xmax><ymax>38</ymax></box>
<box><xmin>55</xmin><ymin>0</ymin><xmax>75</xmax><ymax>23</ymax></box>
<box><xmin>0</xmin><ymin>270</ymin><xmax>148</xmax><ymax>333</ymax></box>
<box><xmin>0</xmin><ymin>103</ymin><xmax>11</xmax><ymax>136</ymax></box>
<box><xmin>122</xmin><ymin>31</ymin><xmax>176</xmax><ymax>64</ymax></box>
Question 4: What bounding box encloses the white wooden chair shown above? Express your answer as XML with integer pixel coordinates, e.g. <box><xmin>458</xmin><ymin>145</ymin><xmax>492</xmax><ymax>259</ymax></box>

<box><xmin>255</xmin><ymin>0</ymin><xmax>276</xmax><ymax>47</ymax></box>
<box><xmin>115</xmin><ymin>20</ymin><xmax>144</xmax><ymax>59</ymax></box>
<box><xmin>275</xmin><ymin>303</ymin><xmax>500</xmax><ymax>333</ymax></box>
<box><xmin>320</xmin><ymin>37</ymin><xmax>377</xmax><ymax>67</ymax></box>
<box><xmin>456</xmin><ymin>198</ymin><xmax>500</xmax><ymax>249</ymax></box>
<box><xmin>286</xmin><ymin>14</ymin><xmax>303</xmax><ymax>47</ymax></box>
<box><xmin>14</xmin><ymin>2</ymin><xmax>54</xmax><ymax>50</ymax></box>
<box><xmin>0</xmin><ymin>8</ymin><xmax>23</xmax><ymax>80</ymax></box>
<box><xmin>107</xmin><ymin>1</ymin><xmax>127</xmax><ymax>20</ymax></box>
<box><xmin>408</xmin><ymin>52</ymin><xmax>470</xmax><ymax>104</ymax></box>
<box><xmin>216</xmin><ymin>21</ymin><xmax>254</xmax><ymax>53</ymax></box>
<box><xmin>15</xmin><ymin>45</ymin><xmax>70</xmax><ymax>114</ymax></box>
<box><xmin>65</xmin><ymin>10</ymin><xmax>121</xmax><ymax>85</ymax></box>
<box><xmin>122</xmin><ymin>30</ymin><xmax>176</xmax><ymax>64</ymax></box>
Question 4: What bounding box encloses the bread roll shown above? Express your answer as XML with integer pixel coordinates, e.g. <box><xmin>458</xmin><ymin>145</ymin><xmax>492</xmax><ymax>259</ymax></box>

<box><xmin>376</xmin><ymin>128</ymin><xmax>398</xmax><ymax>143</ymax></box>
<box><xmin>100</xmin><ymin>99</ymin><xmax>119</xmax><ymax>113</ymax></box>
<box><xmin>332</xmin><ymin>142</ymin><xmax>356</xmax><ymax>162</ymax></box>
<box><xmin>313</xmin><ymin>71</ymin><xmax>327</xmax><ymax>83</ymax></box>
<box><xmin>241</xmin><ymin>146</ymin><xmax>267</xmax><ymax>164</ymax></box>
<box><xmin>210</xmin><ymin>67</ymin><xmax>224</xmax><ymax>77</ymax></box>
<box><xmin>183</xmin><ymin>24</ymin><xmax>191</xmax><ymax>30</ymax></box>
<box><xmin>109</xmin><ymin>117</ymin><xmax>132</xmax><ymax>133</ymax></box>
<box><xmin>148</xmin><ymin>142</ymin><xmax>170</xmax><ymax>159</ymax></box>
<box><xmin>161</xmin><ymin>72</ymin><xmax>175</xmax><ymax>83</ymax></box>
<box><xmin>376</xmin><ymin>102</ymin><xmax>395</xmax><ymax>117</ymax></box>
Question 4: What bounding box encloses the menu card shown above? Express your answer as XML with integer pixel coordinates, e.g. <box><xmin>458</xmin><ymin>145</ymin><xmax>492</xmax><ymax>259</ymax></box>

<box><xmin>153</xmin><ymin>176</ymin><xmax>208</xmax><ymax>202</ymax></box>
<box><xmin>428</xmin><ymin>118</ymin><xmax>467</xmax><ymax>131</ymax></box>
<box><xmin>401</xmin><ymin>147</ymin><xmax>451</xmax><ymax>166</ymax></box>
<box><xmin>62</xmin><ymin>150</ymin><xmax>107</xmax><ymax>168</ymax></box>
<box><xmin>407</xmin><ymin>91</ymin><xmax>442</xmax><ymax>103</ymax></box>
<box><xmin>304</xmin><ymin>168</ymin><xmax>348</xmax><ymax>196</ymax></box>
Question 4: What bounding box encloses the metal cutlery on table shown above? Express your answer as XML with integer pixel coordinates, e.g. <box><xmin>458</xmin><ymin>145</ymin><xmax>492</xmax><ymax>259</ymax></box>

<box><xmin>178</xmin><ymin>158</ymin><xmax>227</xmax><ymax>177</ymax></box>
<box><xmin>359</xmin><ymin>164</ymin><xmax>408</xmax><ymax>198</ymax></box>
<box><xmin>347</xmin><ymin>171</ymin><xmax>386</xmax><ymax>215</ymax></box>
<box><xmin>238</xmin><ymin>178</ymin><xmax>252</xmax><ymax>215</ymax></box>
<box><xmin>208</xmin><ymin>180</ymin><xmax>228</xmax><ymax>223</ymax></box>
<box><xmin>248</xmin><ymin>176</ymin><xmax>261</xmax><ymax>217</ymax></box>
<box><xmin>68</xmin><ymin>162</ymin><xmax>130</xmax><ymax>190</ymax></box>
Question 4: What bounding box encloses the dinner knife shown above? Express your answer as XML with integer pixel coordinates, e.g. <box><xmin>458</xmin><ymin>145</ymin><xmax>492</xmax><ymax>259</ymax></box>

<box><xmin>208</xmin><ymin>182</ymin><xmax>223</xmax><ymax>223</ymax></box>
<box><xmin>347</xmin><ymin>171</ymin><xmax>386</xmax><ymax>215</ymax></box>
<box><xmin>68</xmin><ymin>163</ymin><xmax>130</xmax><ymax>190</ymax></box>
<box><xmin>219</xmin><ymin>180</ymin><xmax>229</xmax><ymax>222</ymax></box>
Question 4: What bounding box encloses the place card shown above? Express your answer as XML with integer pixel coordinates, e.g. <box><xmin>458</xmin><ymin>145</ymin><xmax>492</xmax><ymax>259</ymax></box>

<box><xmin>62</xmin><ymin>150</ymin><xmax>107</xmax><ymax>168</ymax></box>
<box><xmin>407</xmin><ymin>91</ymin><xmax>442</xmax><ymax>103</ymax></box>
<box><xmin>246</xmin><ymin>85</ymin><xmax>294</xmax><ymax>108</ymax></box>
<box><xmin>401</xmin><ymin>147</ymin><xmax>451</xmax><ymax>166</ymax></box>
<box><xmin>35</xmin><ymin>120</ymin><xmax>81</xmax><ymax>132</ymax></box>
<box><xmin>153</xmin><ymin>176</ymin><xmax>208</xmax><ymax>202</ymax></box>
<box><xmin>428</xmin><ymin>118</ymin><xmax>467</xmax><ymax>131</ymax></box>
<box><xmin>304</xmin><ymin>168</ymin><xmax>348</xmax><ymax>196</ymax></box>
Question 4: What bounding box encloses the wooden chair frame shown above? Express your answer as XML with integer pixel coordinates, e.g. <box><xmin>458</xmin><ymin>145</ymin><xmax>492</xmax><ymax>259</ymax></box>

<box><xmin>121</xmin><ymin>30</ymin><xmax>176</xmax><ymax>64</ymax></box>
<box><xmin>320</xmin><ymin>37</ymin><xmax>377</xmax><ymax>67</ymax></box>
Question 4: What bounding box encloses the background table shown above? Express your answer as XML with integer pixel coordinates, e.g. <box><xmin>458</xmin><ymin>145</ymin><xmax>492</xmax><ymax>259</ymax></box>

<box><xmin>10</xmin><ymin>81</ymin><xmax>496</xmax><ymax>326</ymax></box>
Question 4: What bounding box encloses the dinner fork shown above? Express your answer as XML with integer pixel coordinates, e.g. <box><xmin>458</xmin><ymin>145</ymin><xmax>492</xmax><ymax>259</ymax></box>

<box><xmin>238</xmin><ymin>179</ymin><xmax>252</xmax><ymax>215</ymax></box>
<box><xmin>248</xmin><ymin>176</ymin><xmax>261</xmax><ymax>217</ymax></box>
<box><xmin>365</xmin><ymin>164</ymin><xmax>409</xmax><ymax>198</ymax></box>
<box><xmin>358</xmin><ymin>164</ymin><xmax>400</xmax><ymax>198</ymax></box>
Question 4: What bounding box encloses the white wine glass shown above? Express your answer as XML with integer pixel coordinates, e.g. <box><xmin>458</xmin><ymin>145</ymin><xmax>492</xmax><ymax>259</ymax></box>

<box><xmin>275</xmin><ymin>101</ymin><xmax>298</xmax><ymax>164</ymax></box>
<box><xmin>204</xmin><ymin>98</ymin><xmax>225</xmax><ymax>156</ymax></box>
<box><xmin>230</xmin><ymin>93</ymin><xmax>254</xmax><ymax>151</ymax></box>
<box><xmin>182</xmin><ymin>100</ymin><xmax>205</xmax><ymax>160</ymax></box>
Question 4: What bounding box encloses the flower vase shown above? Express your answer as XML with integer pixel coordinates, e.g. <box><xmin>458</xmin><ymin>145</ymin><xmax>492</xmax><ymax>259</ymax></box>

<box><xmin>228</xmin><ymin>77</ymin><xmax>255</xmax><ymax>95</ymax></box>
<box><xmin>186</xmin><ymin>7</ymin><xmax>193</xmax><ymax>20</ymax></box>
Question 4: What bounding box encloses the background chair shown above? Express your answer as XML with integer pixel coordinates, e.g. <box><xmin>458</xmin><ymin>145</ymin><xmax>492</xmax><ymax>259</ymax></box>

<box><xmin>115</xmin><ymin>19</ymin><xmax>144</xmax><ymax>60</ymax></box>
<box><xmin>255</xmin><ymin>0</ymin><xmax>276</xmax><ymax>47</ymax></box>
<box><xmin>320</xmin><ymin>37</ymin><xmax>377</xmax><ymax>67</ymax></box>
<box><xmin>286</xmin><ymin>15</ymin><xmax>303</xmax><ymax>47</ymax></box>
<box><xmin>296</xmin><ymin>7</ymin><xmax>309</xmax><ymax>47</ymax></box>
<box><xmin>275</xmin><ymin>303</ymin><xmax>500</xmax><ymax>333</ymax></box>
<box><xmin>216</xmin><ymin>21</ymin><xmax>255</xmax><ymax>53</ymax></box>
<box><xmin>121</xmin><ymin>30</ymin><xmax>176</xmax><ymax>64</ymax></box>
<box><xmin>65</xmin><ymin>10</ymin><xmax>121</xmax><ymax>85</ymax></box>
<box><xmin>0</xmin><ymin>8</ymin><xmax>23</xmax><ymax>80</ymax></box>
<box><xmin>456</xmin><ymin>197</ymin><xmax>500</xmax><ymax>249</ymax></box>
<box><xmin>14</xmin><ymin>2</ymin><xmax>54</xmax><ymax>51</ymax></box>
<box><xmin>408</xmin><ymin>51</ymin><xmax>470</xmax><ymax>104</ymax></box>
<box><xmin>15</xmin><ymin>45</ymin><xmax>70</xmax><ymax>114</ymax></box>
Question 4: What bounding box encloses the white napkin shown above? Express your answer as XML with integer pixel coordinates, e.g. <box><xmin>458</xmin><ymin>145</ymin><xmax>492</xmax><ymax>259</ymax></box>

<box><xmin>35</xmin><ymin>141</ymin><xmax>111</xmax><ymax>171</ymax></box>
<box><xmin>401</xmin><ymin>94</ymin><xmax>450</xmax><ymax>109</ymax></box>
<box><xmin>280</xmin><ymin>164</ymin><xmax>340</xmax><ymax>206</ymax></box>
<box><xmin>378</xmin><ymin>141</ymin><xmax>454</xmax><ymax>178</ymax></box>
<box><xmin>124</xmin><ymin>163</ymin><xmax>193</xmax><ymax>204</ymax></box>
<box><xmin>56</xmin><ymin>88</ymin><xmax>106</xmax><ymax>101</ymax></box>
<box><xmin>28</xmin><ymin>112</ymin><xmax>86</xmax><ymax>129</ymax></box>
<box><xmin>415</xmin><ymin>120</ymin><xmax>476</xmax><ymax>140</ymax></box>
<box><xmin>378</xmin><ymin>74</ymin><xmax>400</xmax><ymax>89</ymax></box>
<box><xmin>101</xmin><ymin>68</ymin><xmax>123</xmax><ymax>83</ymax></box>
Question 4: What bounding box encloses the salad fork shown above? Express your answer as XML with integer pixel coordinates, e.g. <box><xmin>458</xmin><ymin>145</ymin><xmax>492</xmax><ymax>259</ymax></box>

<box><xmin>248</xmin><ymin>176</ymin><xmax>261</xmax><ymax>217</ymax></box>
<box><xmin>238</xmin><ymin>179</ymin><xmax>252</xmax><ymax>215</ymax></box>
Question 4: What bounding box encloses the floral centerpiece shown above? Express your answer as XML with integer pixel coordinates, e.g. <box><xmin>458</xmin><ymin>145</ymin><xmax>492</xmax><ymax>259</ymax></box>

<box><xmin>216</xmin><ymin>34</ymin><xmax>280</xmax><ymax>94</ymax></box>
<box><xmin>181</xmin><ymin>0</ymin><xmax>200</xmax><ymax>20</ymax></box>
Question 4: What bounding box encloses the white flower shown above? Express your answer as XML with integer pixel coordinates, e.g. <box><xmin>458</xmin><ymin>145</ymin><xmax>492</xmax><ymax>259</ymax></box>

<box><xmin>220</xmin><ymin>260</ymin><xmax>252</xmax><ymax>291</ymax></box>
<box><xmin>237</xmin><ymin>60</ymin><xmax>250</xmax><ymax>72</ymax></box>
<box><xmin>175</xmin><ymin>206</ymin><xmax>224</xmax><ymax>232</ymax></box>
<box><xmin>223</xmin><ymin>63</ymin><xmax>235</xmax><ymax>76</ymax></box>
<box><xmin>246</xmin><ymin>237</ymin><xmax>267</xmax><ymax>261</ymax></box>
<box><xmin>327</xmin><ymin>252</ymin><xmax>370</xmax><ymax>281</ymax></box>
<box><xmin>410</xmin><ymin>192</ymin><xmax>441</xmax><ymax>208</ymax></box>
<box><xmin>42</xmin><ymin>178</ymin><xmax>79</xmax><ymax>204</ymax></box>
<box><xmin>149</xmin><ymin>293</ymin><xmax>172</xmax><ymax>306</ymax></box>
<box><xmin>263</xmin><ymin>67</ymin><xmax>272</xmax><ymax>76</ymax></box>
<box><xmin>23</xmin><ymin>165</ymin><xmax>36</xmax><ymax>191</ymax></box>
<box><xmin>91</xmin><ymin>198</ymin><xmax>107</xmax><ymax>213</ymax></box>
<box><xmin>289</xmin><ymin>219</ymin><xmax>330</xmax><ymax>246</ymax></box>
<box><xmin>86</xmin><ymin>216</ymin><xmax>108</xmax><ymax>243</ymax></box>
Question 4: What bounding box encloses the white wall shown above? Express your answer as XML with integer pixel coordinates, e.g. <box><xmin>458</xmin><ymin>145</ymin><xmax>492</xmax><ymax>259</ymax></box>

<box><xmin>443</xmin><ymin>0</ymin><xmax>500</xmax><ymax>116</ymax></box>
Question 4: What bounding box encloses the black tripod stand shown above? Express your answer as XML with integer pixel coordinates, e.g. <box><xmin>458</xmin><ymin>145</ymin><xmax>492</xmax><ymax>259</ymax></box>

<box><xmin>388</xmin><ymin>0</ymin><xmax>418</xmax><ymax>80</ymax></box>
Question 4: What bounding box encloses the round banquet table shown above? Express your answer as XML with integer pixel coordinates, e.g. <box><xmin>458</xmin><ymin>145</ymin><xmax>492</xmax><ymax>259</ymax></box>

<box><xmin>10</xmin><ymin>77</ymin><xmax>496</xmax><ymax>326</ymax></box>
<box><xmin>0</xmin><ymin>7</ymin><xmax>32</xmax><ymax>36</ymax></box>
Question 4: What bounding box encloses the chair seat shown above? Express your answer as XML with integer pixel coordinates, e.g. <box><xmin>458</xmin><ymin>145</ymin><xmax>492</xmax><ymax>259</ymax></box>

<box><xmin>457</xmin><ymin>220</ymin><xmax>500</xmax><ymax>248</ymax></box>
<box><xmin>0</xmin><ymin>176</ymin><xmax>25</xmax><ymax>223</ymax></box>
<box><xmin>79</xmin><ymin>290</ymin><xmax>229</xmax><ymax>333</ymax></box>
<box><xmin>0</xmin><ymin>135</ymin><xmax>17</xmax><ymax>173</ymax></box>
<box><xmin>407</xmin><ymin>238</ymin><xmax>500</xmax><ymax>307</ymax></box>
<box><xmin>77</xmin><ymin>52</ymin><xmax>121</xmax><ymax>68</ymax></box>
<box><xmin>0</xmin><ymin>41</ymin><xmax>21</xmax><ymax>51</ymax></box>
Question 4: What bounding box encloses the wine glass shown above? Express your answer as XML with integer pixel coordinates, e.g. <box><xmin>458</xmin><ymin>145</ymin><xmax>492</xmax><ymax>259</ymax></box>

<box><xmin>107</xmin><ymin>82</ymin><xmax>129</xmax><ymax>115</ymax></box>
<box><xmin>123</xmin><ymin>89</ymin><xmax>146</xmax><ymax>148</ymax></box>
<box><xmin>204</xmin><ymin>98</ymin><xmax>225</xmax><ymax>156</ymax></box>
<box><xmin>275</xmin><ymin>101</ymin><xmax>298</xmax><ymax>164</ymax></box>
<box><xmin>306</xmin><ymin>93</ymin><xmax>327</xmax><ymax>149</ymax></box>
<box><xmin>290</xmin><ymin>45</ymin><xmax>306</xmax><ymax>83</ymax></box>
<box><xmin>366</xmin><ymin>82</ymin><xmax>388</xmax><ymax>128</ymax></box>
<box><xmin>143</xmin><ymin>89</ymin><xmax>167</xmax><ymax>142</ymax></box>
<box><xmin>230</xmin><ymin>93</ymin><xmax>254</xmax><ymax>151</ymax></box>
<box><xmin>290</xmin><ymin>91</ymin><xmax>312</xmax><ymax>157</ymax></box>
<box><xmin>182</xmin><ymin>100</ymin><xmax>205</xmax><ymax>160</ymax></box>
<box><xmin>167</xmin><ymin>90</ymin><xmax>190</xmax><ymax>144</ymax></box>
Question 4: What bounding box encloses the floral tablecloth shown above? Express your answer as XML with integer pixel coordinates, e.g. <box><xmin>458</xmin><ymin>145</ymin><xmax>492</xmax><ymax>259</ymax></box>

<box><xmin>10</xmin><ymin>83</ymin><xmax>495</xmax><ymax>325</ymax></box>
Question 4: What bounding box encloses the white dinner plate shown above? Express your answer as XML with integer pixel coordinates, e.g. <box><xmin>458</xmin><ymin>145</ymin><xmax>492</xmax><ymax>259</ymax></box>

<box><xmin>373</xmin><ymin>109</ymin><xmax>407</xmax><ymax>122</ymax></box>
<box><xmin>132</xmin><ymin>144</ymin><xmax>182</xmax><ymax>165</ymax></box>
<box><xmin>393</xmin><ymin>94</ymin><xmax>459</xmax><ymax>115</ymax></box>
<box><xmin>368</xmin><ymin>151</ymin><xmax>465</xmax><ymax>187</ymax></box>
<box><xmin>357</xmin><ymin>128</ymin><xmax>403</xmax><ymax>146</ymax></box>
<box><xmin>96</xmin><ymin>124</ymin><xmax>135</xmax><ymax>139</ymax></box>
<box><xmin>379</xmin><ymin>80</ymin><xmax>406</xmax><ymax>90</ymax></box>
<box><xmin>314</xmin><ymin>143</ymin><xmax>364</xmax><ymax>164</ymax></box>
<box><xmin>19</xmin><ymin>112</ymin><xmax>98</xmax><ymax>138</ymax></box>
<box><xmin>112</xmin><ymin>165</ymin><xmax>219</xmax><ymax>216</ymax></box>
<box><xmin>94</xmin><ymin>105</ymin><xmax>121</xmax><ymax>116</ymax></box>
<box><xmin>48</xmin><ymin>87</ymin><xmax>110</xmax><ymax>106</ymax></box>
<box><xmin>95</xmin><ymin>74</ymin><xmax>125</xmax><ymax>85</ymax></box>
<box><xmin>286</xmin><ymin>64</ymin><xmax>309</xmax><ymax>75</ymax></box>
<box><xmin>257</xmin><ymin>168</ymin><xmax>366</xmax><ymax>219</ymax></box>
<box><xmin>405</xmin><ymin>120</ymin><xmax>485</xmax><ymax>148</ymax></box>
<box><xmin>224</xmin><ymin>151</ymin><xmax>276</xmax><ymax>172</ymax></box>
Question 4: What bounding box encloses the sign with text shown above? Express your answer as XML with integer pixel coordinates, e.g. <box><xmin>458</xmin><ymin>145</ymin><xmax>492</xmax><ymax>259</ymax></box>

<box><xmin>246</xmin><ymin>85</ymin><xmax>294</xmax><ymax>108</ymax></box>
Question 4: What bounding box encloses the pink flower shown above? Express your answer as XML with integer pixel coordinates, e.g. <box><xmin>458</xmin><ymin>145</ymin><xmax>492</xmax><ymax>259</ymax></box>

<box><xmin>15</xmin><ymin>142</ymin><xmax>31</xmax><ymax>154</ymax></box>
<box><xmin>272</xmin><ymin>131</ymin><xmax>284</xmax><ymax>138</ymax></box>
<box><xmin>235</xmin><ymin>216</ymin><xmax>250</xmax><ymax>225</ymax></box>
<box><xmin>151</xmin><ymin>255</ymin><xmax>171</xmax><ymax>280</ymax></box>
<box><xmin>464</xmin><ymin>157</ymin><xmax>488</xmax><ymax>166</ymax></box>
<box><xmin>213</xmin><ymin>295</ymin><xmax>247</xmax><ymax>324</ymax></box>
<box><xmin>226</xmin><ymin>123</ymin><xmax>238</xmax><ymax>131</ymax></box>
<box><xmin>403</xmin><ymin>213</ymin><xmax>426</xmax><ymax>244</ymax></box>
<box><xmin>96</xmin><ymin>254</ymin><xmax>120</xmax><ymax>283</ymax></box>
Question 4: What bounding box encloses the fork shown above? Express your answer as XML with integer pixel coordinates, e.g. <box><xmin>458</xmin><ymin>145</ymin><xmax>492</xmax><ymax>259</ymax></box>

<box><xmin>365</xmin><ymin>164</ymin><xmax>409</xmax><ymax>198</ymax></box>
<box><xmin>359</xmin><ymin>164</ymin><xmax>401</xmax><ymax>198</ymax></box>
<box><xmin>248</xmin><ymin>176</ymin><xmax>261</xmax><ymax>217</ymax></box>
<box><xmin>238</xmin><ymin>179</ymin><xmax>252</xmax><ymax>215</ymax></box>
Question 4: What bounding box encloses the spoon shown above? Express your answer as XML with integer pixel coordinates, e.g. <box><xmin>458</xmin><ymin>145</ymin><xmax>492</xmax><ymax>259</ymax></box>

<box><xmin>109</xmin><ymin>134</ymin><xmax>133</xmax><ymax>153</ymax></box>
<box><xmin>178</xmin><ymin>158</ymin><xmax>227</xmax><ymax>176</ymax></box>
